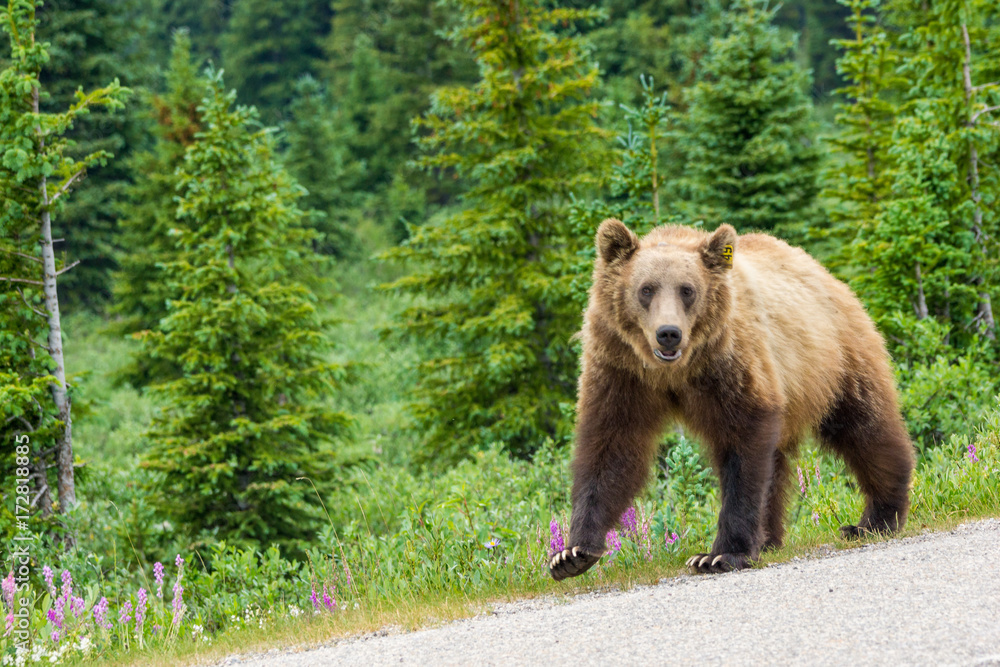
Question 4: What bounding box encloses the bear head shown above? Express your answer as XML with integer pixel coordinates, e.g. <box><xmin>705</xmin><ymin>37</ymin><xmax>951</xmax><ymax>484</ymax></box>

<box><xmin>592</xmin><ymin>218</ymin><xmax>737</xmax><ymax>372</ymax></box>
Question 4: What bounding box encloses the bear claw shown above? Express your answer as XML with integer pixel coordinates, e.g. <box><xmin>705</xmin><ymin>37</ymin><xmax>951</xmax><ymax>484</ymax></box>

<box><xmin>686</xmin><ymin>552</ymin><xmax>751</xmax><ymax>574</ymax></box>
<box><xmin>549</xmin><ymin>547</ymin><xmax>601</xmax><ymax>581</ymax></box>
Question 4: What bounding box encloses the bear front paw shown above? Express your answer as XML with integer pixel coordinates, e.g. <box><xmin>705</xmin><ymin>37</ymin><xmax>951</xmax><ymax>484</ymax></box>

<box><xmin>685</xmin><ymin>552</ymin><xmax>751</xmax><ymax>574</ymax></box>
<box><xmin>549</xmin><ymin>547</ymin><xmax>601</xmax><ymax>581</ymax></box>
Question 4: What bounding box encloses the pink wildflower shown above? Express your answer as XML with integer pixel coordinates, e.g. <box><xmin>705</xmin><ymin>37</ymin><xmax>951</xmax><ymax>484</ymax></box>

<box><xmin>968</xmin><ymin>443</ymin><xmax>980</xmax><ymax>463</ymax></box>
<box><xmin>42</xmin><ymin>566</ymin><xmax>55</xmax><ymax>598</ymax></box>
<box><xmin>343</xmin><ymin>561</ymin><xmax>353</xmax><ymax>589</ymax></box>
<box><xmin>665</xmin><ymin>531</ymin><xmax>679</xmax><ymax>546</ymax></box>
<box><xmin>93</xmin><ymin>597</ymin><xmax>111</xmax><ymax>630</ymax></box>
<box><xmin>620</xmin><ymin>506</ymin><xmax>638</xmax><ymax>539</ymax></box>
<box><xmin>606</xmin><ymin>529</ymin><xmax>621</xmax><ymax>556</ymax></box>
<box><xmin>814</xmin><ymin>464</ymin><xmax>821</xmax><ymax>483</ymax></box>
<box><xmin>549</xmin><ymin>518</ymin><xmax>565</xmax><ymax>555</ymax></box>
<box><xmin>136</xmin><ymin>588</ymin><xmax>148</xmax><ymax>634</ymax></box>
<box><xmin>1</xmin><ymin>572</ymin><xmax>14</xmax><ymax>609</ymax></box>
<box><xmin>309</xmin><ymin>587</ymin><xmax>320</xmax><ymax>612</ymax></box>
<box><xmin>119</xmin><ymin>600</ymin><xmax>133</xmax><ymax>626</ymax></box>
<box><xmin>322</xmin><ymin>585</ymin><xmax>336</xmax><ymax>612</ymax></box>
<box><xmin>50</xmin><ymin>630</ymin><xmax>60</xmax><ymax>643</ymax></box>
<box><xmin>812</xmin><ymin>511</ymin><xmax>820</xmax><ymax>526</ymax></box>
<box><xmin>153</xmin><ymin>562</ymin><xmax>165</xmax><ymax>599</ymax></box>
<box><xmin>797</xmin><ymin>465</ymin><xmax>806</xmax><ymax>494</ymax></box>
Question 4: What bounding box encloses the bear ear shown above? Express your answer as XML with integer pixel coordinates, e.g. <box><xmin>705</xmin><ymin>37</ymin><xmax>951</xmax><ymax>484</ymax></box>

<box><xmin>596</xmin><ymin>218</ymin><xmax>639</xmax><ymax>265</ymax></box>
<box><xmin>701</xmin><ymin>224</ymin><xmax>737</xmax><ymax>272</ymax></box>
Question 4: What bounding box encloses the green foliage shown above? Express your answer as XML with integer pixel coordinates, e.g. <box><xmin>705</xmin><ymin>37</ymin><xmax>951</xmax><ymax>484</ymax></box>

<box><xmin>113</xmin><ymin>30</ymin><xmax>205</xmax><ymax>340</ymax></box>
<box><xmin>834</xmin><ymin>0</ymin><xmax>1000</xmax><ymax>344</ymax></box>
<box><xmin>219</xmin><ymin>0</ymin><xmax>332</xmax><ymax>120</ymax></box>
<box><xmin>139</xmin><ymin>72</ymin><xmax>350</xmax><ymax>553</ymax></box>
<box><xmin>680</xmin><ymin>0</ymin><xmax>821</xmax><ymax>232</ymax></box>
<box><xmin>282</xmin><ymin>75</ymin><xmax>365</xmax><ymax>257</ymax></box>
<box><xmin>33</xmin><ymin>0</ymin><xmax>153</xmax><ymax>306</ymax></box>
<box><xmin>1</xmin><ymin>0</ymin><xmax>129</xmax><ymax>525</ymax></box>
<box><xmin>382</xmin><ymin>0</ymin><xmax>610</xmax><ymax>463</ymax></box>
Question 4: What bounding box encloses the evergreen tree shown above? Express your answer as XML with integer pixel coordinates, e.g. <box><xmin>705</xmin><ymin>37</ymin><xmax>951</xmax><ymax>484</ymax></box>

<box><xmin>220</xmin><ymin>0</ymin><xmax>332</xmax><ymax>119</ymax></box>
<box><xmin>140</xmin><ymin>72</ymin><xmax>349</xmax><ymax>550</ymax></box>
<box><xmin>680</xmin><ymin>0</ymin><xmax>821</xmax><ymax>232</ymax></box>
<box><xmin>846</xmin><ymin>0</ymin><xmax>999</xmax><ymax>343</ymax></box>
<box><xmin>149</xmin><ymin>0</ymin><xmax>230</xmax><ymax>64</ymax></box>
<box><xmin>33</xmin><ymin>0</ymin><xmax>153</xmax><ymax>306</ymax></box>
<box><xmin>382</xmin><ymin>0</ymin><xmax>609</xmax><ymax>463</ymax></box>
<box><xmin>0</xmin><ymin>0</ymin><xmax>128</xmax><ymax>520</ymax></box>
<box><xmin>113</xmin><ymin>30</ymin><xmax>205</xmax><ymax>338</ymax></box>
<box><xmin>283</xmin><ymin>75</ymin><xmax>365</xmax><ymax>256</ymax></box>
<box><xmin>819</xmin><ymin>0</ymin><xmax>901</xmax><ymax>273</ymax></box>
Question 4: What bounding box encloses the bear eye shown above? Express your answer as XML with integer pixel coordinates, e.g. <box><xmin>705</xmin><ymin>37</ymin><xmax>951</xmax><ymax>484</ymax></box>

<box><xmin>680</xmin><ymin>285</ymin><xmax>694</xmax><ymax>298</ymax></box>
<box><xmin>640</xmin><ymin>285</ymin><xmax>654</xmax><ymax>298</ymax></box>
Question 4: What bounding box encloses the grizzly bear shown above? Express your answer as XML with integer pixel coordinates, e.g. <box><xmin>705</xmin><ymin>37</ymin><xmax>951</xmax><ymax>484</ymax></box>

<box><xmin>549</xmin><ymin>219</ymin><xmax>915</xmax><ymax>580</ymax></box>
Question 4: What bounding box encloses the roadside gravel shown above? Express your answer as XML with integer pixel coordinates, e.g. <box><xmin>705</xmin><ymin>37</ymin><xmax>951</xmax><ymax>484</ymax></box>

<box><xmin>219</xmin><ymin>519</ymin><xmax>1000</xmax><ymax>666</ymax></box>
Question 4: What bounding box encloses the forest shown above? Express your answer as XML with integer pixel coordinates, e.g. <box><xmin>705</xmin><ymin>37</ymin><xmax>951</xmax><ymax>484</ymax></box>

<box><xmin>1</xmin><ymin>0</ymin><xmax>998</xmax><ymax>663</ymax></box>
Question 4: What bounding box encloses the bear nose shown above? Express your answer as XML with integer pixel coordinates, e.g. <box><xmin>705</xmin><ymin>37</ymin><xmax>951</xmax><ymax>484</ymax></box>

<box><xmin>656</xmin><ymin>325</ymin><xmax>682</xmax><ymax>350</ymax></box>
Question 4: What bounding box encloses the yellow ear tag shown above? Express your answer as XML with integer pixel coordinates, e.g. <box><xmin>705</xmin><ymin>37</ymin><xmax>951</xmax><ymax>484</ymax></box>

<box><xmin>722</xmin><ymin>244</ymin><xmax>734</xmax><ymax>267</ymax></box>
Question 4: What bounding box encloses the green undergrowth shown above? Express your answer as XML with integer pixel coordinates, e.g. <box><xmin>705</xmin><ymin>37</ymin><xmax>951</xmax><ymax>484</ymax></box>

<box><xmin>10</xmin><ymin>399</ymin><xmax>997</xmax><ymax>666</ymax></box>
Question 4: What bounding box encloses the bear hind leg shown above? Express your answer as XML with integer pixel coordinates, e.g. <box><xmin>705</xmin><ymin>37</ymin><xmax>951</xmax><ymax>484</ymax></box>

<box><xmin>819</xmin><ymin>378</ymin><xmax>915</xmax><ymax>537</ymax></box>
<box><xmin>762</xmin><ymin>447</ymin><xmax>792</xmax><ymax>551</ymax></box>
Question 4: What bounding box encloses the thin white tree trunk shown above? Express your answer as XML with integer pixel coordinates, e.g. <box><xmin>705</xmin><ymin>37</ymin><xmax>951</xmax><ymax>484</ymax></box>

<box><xmin>914</xmin><ymin>261</ymin><xmax>928</xmax><ymax>320</ymax></box>
<box><xmin>33</xmin><ymin>87</ymin><xmax>76</xmax><ymax>511</ymax></box>
<box><xmin>962</xmin><ymin>23</ymin><xmax>997</xmax><ymax>339</ymax></box>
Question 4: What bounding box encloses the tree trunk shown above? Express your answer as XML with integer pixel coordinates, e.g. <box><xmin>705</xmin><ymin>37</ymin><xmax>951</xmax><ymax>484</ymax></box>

<box><xmin>962</xmin><ymin>23</ymin><xmax>997</xmax><ymax>339</ymax></box>
<box><xmin>34</xmin><ymin>87</ymin><xmax>76</xmax><ymax>512</ymax></box>
<box><xmin>914</xmin><ymin>261</ymin><xmax>928</xmax><ymax>320</ymax></box>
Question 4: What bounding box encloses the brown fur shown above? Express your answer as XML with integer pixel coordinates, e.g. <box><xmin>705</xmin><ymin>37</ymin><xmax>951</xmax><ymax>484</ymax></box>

<box><xmin>550</xmin><ymin>219</ymin><xmax>915</xmax><ymax>580</ymax></box>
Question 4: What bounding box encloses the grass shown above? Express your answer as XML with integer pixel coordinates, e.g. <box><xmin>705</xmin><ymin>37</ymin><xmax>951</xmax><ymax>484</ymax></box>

<box><xmin>90</xmin><ymin>506</ymin><xmax>998</xmax><ymax>667</ymax></box>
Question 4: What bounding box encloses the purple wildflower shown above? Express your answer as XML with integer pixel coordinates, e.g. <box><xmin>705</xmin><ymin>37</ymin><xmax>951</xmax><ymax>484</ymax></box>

<box><xmin>50</xmin><ymin>630</ymin><xmax>60</xmax><ymax>644</ymax></box>
<box><xmin>93</xmin><ymin>597</ymin><xmax>111</xmax><ymax>630</ymax></box>
<box><xmin>1</xmin><ymin>572</ymin><xmax>14</xmax><ymax>609</ymax></box>
<box><xmin>153</xmin><ymin>562</ymin><xmax>165</xmax><ymax>599</ymax></box>
<box><xmin>665</xmin><ymin>531</ymin><xmax>680</xmax><ymax>546</ymax></box>
<box><xmin>620</xmin><ymin>506</ymin><xmax>638</xmax><ymax>539</ymax></box>
<box><xmin>968</xmin><ymin>443</ymin><xmax>980</xmax><ymax>463</ymax></box>
<box><xmin>606</xmin><ymin>529</ymin><xmax>622</xmax><ymax>556</ymax></box>
<box><xmin>549</xmin><ymin>518</ymin><xmax>565</xmax><ymax>555</ymax></box>
<box><xmin>171</xmin><ymin>554</ymin><xmax>186</xmax><ymax>625</ymax></box>
<box><xmin>119</xmin><ymin>600</ymin><xmax>133</xmax><ymax>626</ymax></box>
<box><xmin>47</xmin><ymin>606</ymin><xmax>64</xmax><ymax>630</ymax></box>
<box><xmin>175</xmin><ymin>554</ymin><xmax>184</xmax><ymax>568</ymax></box>
<box><xmin>797</xmin><ymin>465</ymin><xmax>806</xmax><ymax>495</ymax></box>
<box><xmin>322</xmin><ymin>585</ymin><xmax>336</xmax><ymax>612</ymax></box>
<box><xmin>136</xmin><ymin>588</ymin><xmax>148</xmax><ymax>634</ymax></box>
<box><xmin>812</xmin><ymin>511</ymin><xmax>820</xmax><ymax>526</ymax></box>
<box><xmin>309</xmin><ymin>587</ymin><xmax>320</xmax><ymax>612</ymax></box>
<box><xmin>814</xmin><ymin>464</ymin><xmax>821</xmax><ymax>483</ymax></box>
<box><xmin>60</xmin><ymin>570</ymin><xmax>72</xmax><ymax>598</ymax></box>
<box><xmin>42</xmin><ymin>566</ymin><xmax>55</xmax><ymax>598</ymax></box>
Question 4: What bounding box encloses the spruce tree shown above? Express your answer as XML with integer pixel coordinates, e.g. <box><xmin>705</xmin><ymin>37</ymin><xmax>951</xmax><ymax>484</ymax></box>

<box><xmin>140</xmin><ymin>72</ymin><xmax>349</xmax><ymax>550</ymax></box>
<box><xmin>382</xmin><ymin>0</ymin><xmax>609</xmax><ymax>463</ymax></box>
<box><xmin>113</xmin><ymin>30</ymin><xmax>205</xmax><ymax>337</ymax></box>
<box><xmin>283</xmin><ymin>75</ymin><xmax>365</xmax><ymax>257</ymax></box>
<box><xmin>220</xmin><ymin>0</ymin><xmax>332</xmax><ymax>119</ymax></box>
<box><xmin>681</xmin><ymin>0</ymin><xmax>821</xmax><ymax>232</ymax></box>
<box><xmin>0</xmin><ymin>0</ymin><xmax>128</xmax><ymax>518</ymax></box>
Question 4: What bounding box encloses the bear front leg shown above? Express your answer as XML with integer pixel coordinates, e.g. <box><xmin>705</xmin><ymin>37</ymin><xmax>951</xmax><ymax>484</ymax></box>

<box><xmin>686</xmin><ymin>409</ymin><xmax>782</xmax><ymax>575</ymax></box>
<box><xmin>550</xmin><ymin>361</ymin><xmax>667</xmax><ymax>582</ymax></box>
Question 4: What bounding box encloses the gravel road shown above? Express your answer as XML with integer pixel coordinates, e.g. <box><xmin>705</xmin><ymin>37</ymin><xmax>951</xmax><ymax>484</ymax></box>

<box><xmin>225</xmin><ymin>519</ymin><xmax>1000</xmax><ymax>666</ymax></box>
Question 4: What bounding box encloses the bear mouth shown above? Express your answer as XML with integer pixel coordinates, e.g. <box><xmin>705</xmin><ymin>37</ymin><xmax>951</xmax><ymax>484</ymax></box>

<box><xmin>653</xmin><ymin>348</ymin><xmax>682</xmax><ymax>363</ymax></box>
